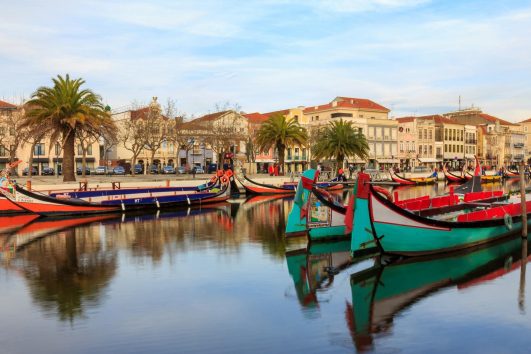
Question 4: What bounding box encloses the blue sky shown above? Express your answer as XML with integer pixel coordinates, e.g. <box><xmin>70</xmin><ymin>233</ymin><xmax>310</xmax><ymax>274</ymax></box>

<box><xmin>1</xmin><ymin>0</ymin><xmax>531</xmax><ymax>121</ymax></box>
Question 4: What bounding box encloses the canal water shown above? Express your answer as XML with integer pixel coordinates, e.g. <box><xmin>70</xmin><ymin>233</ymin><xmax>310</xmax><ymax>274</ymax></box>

<box><xmin>1</xmin><ymin>180</ymin><xmax>531</xmax><ymax>353</ymax></box>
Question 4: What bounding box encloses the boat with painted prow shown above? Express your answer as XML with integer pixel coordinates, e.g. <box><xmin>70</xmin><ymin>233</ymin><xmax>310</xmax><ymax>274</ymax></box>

<box><xmin>351</xmin><ymin>171</ymin><xmax>531</xmax><ymax>256</ymax></box>
<box><xmin>388</xmin><ymin>168</ymin><xmax>437</xmax><ymax>185</ymax></box>
<box><xmin>0</xmin><ymin>175</ymin><xmax>232</xmax><ymax>216</ymax></box>
<box><xmin>286</xmin><ymin>169</ymin><xmax>351</xmax><ymax>241</ymax></box>
<box><xmin>239</xmin><ymin>173</ymin><xmax>351</xmax><ymax>195</ymax></box>
<box><xmin>442</xmin><ymin>164</ymin><xmax>467</xmax><ymax>183</ymax></box>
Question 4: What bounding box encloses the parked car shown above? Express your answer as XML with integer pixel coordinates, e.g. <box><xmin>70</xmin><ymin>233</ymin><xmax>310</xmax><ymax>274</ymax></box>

<box><xmin>132</xmin><ymin>164</ymin><xmax>143</xmax><ymax>174</ymax></box>
<box><xmin>207</xmin><ymin>163</ymin><xmax>218</xmax><ymax>173</ymax></box>
<box><xmin>194</xmin><ymin>166</ymin><xmax>205</xmax><ymax>174</ymax></box>
<box><xmin>113</xmin><ymin>166</ymin><xmax>126</xmax><ymax>175</ymax></box>
<box><xmin>22</xmin><ymin>167</ymin><xmax>38</xmax><ymax>176</ymax></box>
<box><xmin>163</xmin><ymin>165</ymin><xmax>175</xmax><ymax>174</ymax></box>
<box><xmin>95</xmin><ymin>166</ymin><xmax>108</xmax><ymax>175</ymax></box>
<box><xmin>41</xmin><ymin>167</ymin><xmax>55</xmax><ymax>175</ymax></box>
<box><xmin>150</xmin><ymin>165</ymin><xmax>160</xmax><ymax>174</ymax></box>
<box><xmin>76</xmin><ymin>167</ymin><xmax>91</xmax><ymax>175</ymax></box>
<box><xmin>177</xmin><ymin>166</ymin><xmax>187</xmax><ymax>174</ymax></box>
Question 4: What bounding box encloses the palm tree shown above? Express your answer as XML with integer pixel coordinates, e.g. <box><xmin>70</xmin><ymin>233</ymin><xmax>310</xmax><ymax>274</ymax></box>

<box><xmin>254</xmin><ymin>113</ymin><xmax>308</xmax><ymax>174</ymax></box>
<box><xmin>24</xmin><ymin>74</ymin><xmax>111</xmax><ymax>181</ymax></box>
<box><xmin>311</xmin><ymin>119</ymin><xmax>369</xmax><ymax>171</ymax></box>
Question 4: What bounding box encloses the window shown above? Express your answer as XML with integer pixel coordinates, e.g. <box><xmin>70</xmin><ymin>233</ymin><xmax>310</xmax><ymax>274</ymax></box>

<box><xmin>34</xmin><ymin>143</ymin><xmax>45</xmax><ymax>156</ymax></box>
<box><xmin>418</xmin><ymin>145</ymin><xmax>422</xmax><ymax>154</ymax></box>
<box><xmin>429</xmin><ymin>145</ymin><xmax>432</xmax><ymax>155</ymax></box>
<box><xmin>9</xmin><ymin>127</ymin><xmax>15</xmax><ymax>136</ymax></box>
<box><xmin>444</xmin><ymin>128</ymin><xmax>448</xmax><ymax>140</ymax></box>
<box><xmin>428</xmin><ymin>130</ymin><xmax>432</xmax><ymax>140</ymax></box>
<box><xmin>331</xmin><ymin>113</ymin><xmax>353</xmax><ymax>118</ymax></box>
<box><xmin>418</xmin><ymin>130</ymin><xmax>422</xmax><ymax>139</ymax></box>
<box><xmin>77</xmin><ymin>144</ymin><xmax>93</xmax><ymax>155</ymax></box>
<box><xmin>0</xmin><ymin>145</ymin><xmax>6</xmax><ymax>157</ymax></box>
<box><xmin>400</xmin><ymin>142</ymin><xmax>404</xmax><ymax>152</ymax></box>
<box><xmin>423</xmin><ymin>129</ymin><xmax>427</xmax><ymax>140</ymax></box>
<box><xmin>55</xmin><ymin>143</ymin><xmax>61</xmax><ymax>156</ymax></box>
<box><xmin>444</xmin><ymin>144</ymin><xmax>447</xmax><ymax>152</ymax></box>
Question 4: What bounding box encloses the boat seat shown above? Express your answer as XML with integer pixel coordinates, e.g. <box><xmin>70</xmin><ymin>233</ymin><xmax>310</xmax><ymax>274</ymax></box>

<box><xmin>457</xmin><ymin>200</ymin><xmax>531</xmax><ymax>222</ymax></box>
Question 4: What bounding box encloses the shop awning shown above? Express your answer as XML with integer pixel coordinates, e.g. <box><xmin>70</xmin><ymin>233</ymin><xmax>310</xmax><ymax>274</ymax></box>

<box><xmin>377</xmin><ymin>159</ymin><xmax>400</xmax><ymax>163</ymax></box>
<box><xmin>418</xmin><ymin>158</ymin><xmax>441</xmax><ymax>163</ymax></box>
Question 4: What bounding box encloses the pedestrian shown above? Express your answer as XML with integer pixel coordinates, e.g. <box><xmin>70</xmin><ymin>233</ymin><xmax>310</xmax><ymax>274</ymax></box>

<box><xmin>274</xmin><ymin>164</ymin><xmax>279</xmax><ymax>176</ymax></box>
<box><xmin>192</xmin><ymin>166</ymin><xmax>196</xmax><ymax>179</ymax></box>
<box><xmin>268</xmin><ymin>164</ymin><xmax>274</xmax><ymax>176</ymax></box>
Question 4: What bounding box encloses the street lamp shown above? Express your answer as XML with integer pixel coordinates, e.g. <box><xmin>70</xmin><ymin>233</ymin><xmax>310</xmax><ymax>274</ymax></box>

<box><xmin>202</xmin><ymin>142</ymin><xmax>206</xmax><ymax>170</ymax></box>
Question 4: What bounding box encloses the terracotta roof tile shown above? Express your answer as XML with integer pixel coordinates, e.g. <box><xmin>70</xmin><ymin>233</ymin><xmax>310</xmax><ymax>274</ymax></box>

<box><xmin>396</xmin><ymin>117</ymin><xmax>415</xmax><ymax>123</ymax></box>
<box><xmin>519</xmin><ymin>118</ymin><xmax>531</xmax><ymax>124</ymax></box>
<box><xmin>478</xmin><ymin>113</ymin><xmax>517</xmax><ymax>126</ymax></box>
<box><xmin>244</xmin><ymin>112</ymin><xmax>268</xmax><ymax>124</ymax></box>
<box><xmin>191</xmin><ymin>110</ymin><xmax>230</xmax><ymax>124</ymax></box>
<box><xmin>0</xmin><ymin>100</ymin><xmax>17</xmax><ymax>109</ymax></box>
<box><xmin>303</xmin><ymin>97</ymin><xmax>389</xmax><ymax>113</ymax></box>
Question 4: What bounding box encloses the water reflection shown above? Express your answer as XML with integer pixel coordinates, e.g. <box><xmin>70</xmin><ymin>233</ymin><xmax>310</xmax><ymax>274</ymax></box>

<box><xmin>285</xmin><ymin>240</ymin><xmax>352</xmax><ymax>310</ymax></box>
<box><xmin>0</xmin><ymin>198</ymin><xmax>299</xmax><ymax>324</ymax></box>
<box><xmin>349</xmin><ymin>236</ymin><xmax>531</xmax><ymax>352</ymax></box>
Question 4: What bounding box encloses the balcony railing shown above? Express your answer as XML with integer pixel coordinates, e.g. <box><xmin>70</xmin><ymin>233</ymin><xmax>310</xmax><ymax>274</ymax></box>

<box><xmin>436</xmin><ymin>154</ymin><xmax>443</xmax><ymax>159</ymax></box>
<box><xmin>465</xmin><ymin>139</ymin><xmax>477</xmax><ymax>144</ymax></box>
<box><xmin>514</xmin><ymin>143</ymin><xmax>525</xmax><ymax>148</ymax></box>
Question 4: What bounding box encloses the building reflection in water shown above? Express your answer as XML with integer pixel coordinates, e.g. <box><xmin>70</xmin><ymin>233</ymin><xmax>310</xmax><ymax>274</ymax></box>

<box><xmin>0</xmin><ymin>197</ymin><xmax>302</xmax><ymax>323</ymax></box>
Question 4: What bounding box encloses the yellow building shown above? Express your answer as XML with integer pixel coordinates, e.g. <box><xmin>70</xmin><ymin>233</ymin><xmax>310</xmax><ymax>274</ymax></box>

<box><xmin>0</xmin><ymin>100</ymin><xmax>100</xmax><ymax>175</ymax></box>
<box><xmin>303</xmin><ymin>96</ymin><xmax>396</xmax><ymax>169</ymax></box>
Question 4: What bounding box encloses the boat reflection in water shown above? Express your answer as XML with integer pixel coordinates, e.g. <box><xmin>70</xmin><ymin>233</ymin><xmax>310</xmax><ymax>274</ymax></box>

<box><xmin>348</xmin><ymin>236</ymin><xmax>529</xmax><ymax>352</ymax></box>
<box><xmin>286</xmin><ymin>240</ymin><xmax>353</xmax><ymax>310</ymax></box>
<box><xmin>0</xmin><ymin>204</ymin><xmax>233</xmax><ymax>323</ymax></box>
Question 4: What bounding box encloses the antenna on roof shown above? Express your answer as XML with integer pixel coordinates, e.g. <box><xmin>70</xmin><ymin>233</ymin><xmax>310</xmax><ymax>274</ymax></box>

<box><xmin>458</xmin><ymin>95</ymin><xmax>461</xmax><ymax>111</ymax></box>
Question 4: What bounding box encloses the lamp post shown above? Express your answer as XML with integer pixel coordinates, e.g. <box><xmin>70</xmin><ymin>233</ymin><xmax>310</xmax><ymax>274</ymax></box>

<box><xmin>202</xmin><ymin>142</ymin><xmax>206</xmax><ymax>170</ymax></box>
<box><xmin>55</xmin><ymin>143</ymin><xmax>59</xmax><ymax>179</ymax></box>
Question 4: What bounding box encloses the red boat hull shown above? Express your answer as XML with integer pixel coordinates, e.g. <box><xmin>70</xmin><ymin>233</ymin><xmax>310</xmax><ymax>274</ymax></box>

<box><xmin>0</xmin><ymin>196</ymin><xmax>24</xmax><ymax>214</ymax></box>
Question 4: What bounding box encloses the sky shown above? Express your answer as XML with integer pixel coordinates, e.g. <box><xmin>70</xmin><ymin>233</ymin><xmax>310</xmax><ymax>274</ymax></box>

<box><xmin>1</xmin><ymin>0</ymin><xmax>531</xmax><ymax>121</ymax></box>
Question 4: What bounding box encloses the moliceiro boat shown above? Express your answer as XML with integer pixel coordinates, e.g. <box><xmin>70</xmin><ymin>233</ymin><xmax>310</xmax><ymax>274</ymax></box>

<box><xmin>286</xmin><ymin>169</ymin><xmax>506</xmax><ymax>242</ymax></box>
<box><xmin>239</xmin><ymin>173</ymin><xmax>350</xmax><ymax>196</ymax></box>
<box><xmin>351</xmin><ymin>172</ymin><xmax>531</xmax><ymax>256</ymax></box>
<box><xmin>388</xmin><ymin>168</ymin><xmax>437</xmax><ymax>186</ymax></box>
<box><xmin>0</xmin><ymin>174</ymin><xmax>232</xmax><ymax>216</ymax></box>
<box><xmin>285</xmin><ymin>169</ymin><xmax>351</xmax><ymax>241</ymax></box>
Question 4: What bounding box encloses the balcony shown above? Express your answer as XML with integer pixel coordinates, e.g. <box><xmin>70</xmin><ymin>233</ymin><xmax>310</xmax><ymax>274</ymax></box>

<box><xmin>465</xmin><ymin>139</ymin><xmax>477</xmax><ymax>144</ymax></box>
<box><xmin>514</xmin><ymin>143</ymin><xmax>525</xmax><ymax>148</ymax></box>
<box><xmin>436</xmin><ymin>154</ymin><xmax>443</xmax><ymax>159</ymax></box>
<box><xmin>287</xmin><ymin>155</ymin><xmax>307</xmax><ymax>161</ymax></box>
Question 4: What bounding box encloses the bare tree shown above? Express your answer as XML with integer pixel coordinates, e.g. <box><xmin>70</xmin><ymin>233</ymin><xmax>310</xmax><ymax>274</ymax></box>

<box><xmin>118</xmin><ymin>117</ymin><xmax>147</xmax><ymax>177</ymax></box>
<box><xmin>142</xmin><ymin>98</ymin><xmax>170</xmax><ymax>173</ymax></box>
<box><xmin>22</xmin><ymin>125</ymin><xmax>48</xmax><ymax>180</ymax></box>
<box><xmin>202</xmin><ymin>111</ymin><xmax>247</xmax><ymax>167</ymax></box>
<box><xmin>0</xmin><ymin>106</ymin><xmax>29</xmax><ymax>175</ymax></box>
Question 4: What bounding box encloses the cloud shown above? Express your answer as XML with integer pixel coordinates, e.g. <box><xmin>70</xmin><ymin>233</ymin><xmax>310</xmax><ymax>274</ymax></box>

<box><xmin>310</xmin><ymin>0</ymin><xmax>430</xmax><ymax>13</ymax></box>
<box><xmin>1</xmin><ymin>1</ymin><xmax>531</xmax><ymax>121</ymax></box>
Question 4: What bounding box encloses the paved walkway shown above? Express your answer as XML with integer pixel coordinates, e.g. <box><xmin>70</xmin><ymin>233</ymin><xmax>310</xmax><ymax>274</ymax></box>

<box><xmin>10</xmin><ymin>172</ymin><xmax>295</xmax><ymax>190</ymax></box>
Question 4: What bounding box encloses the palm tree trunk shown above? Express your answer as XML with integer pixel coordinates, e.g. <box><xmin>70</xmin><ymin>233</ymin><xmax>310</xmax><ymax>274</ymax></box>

<box><xmin>63</xmin><ymin>130</ymin><xmax>76</xmax><ymax>182</ymax></box>
<box><xmin>277</xmin><ymin>145</ymin><xmax>285</xmax><ymax>175</ymax></box>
